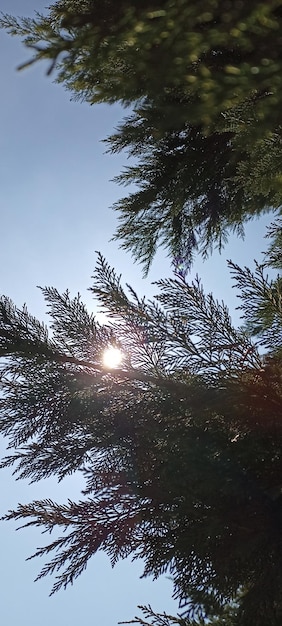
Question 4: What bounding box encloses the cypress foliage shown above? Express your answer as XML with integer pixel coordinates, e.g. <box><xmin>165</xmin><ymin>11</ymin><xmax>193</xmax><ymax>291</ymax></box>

<box><xmin>105</xmin><ymin>94</ymin><xmax>281</xmax><ymax>272</ymax></box>
<box><xmin>1</xmin><ymin>234</ymin><xmax>282</xmax><ymax>623</ymax></box>
<box><xmin>1</xmin><ymin>0</ymin><xmax>281</xmax><ymax>129</ymax></box>
<box><xmin>1</xmin><ymin>1</ymin><xmax>282</xmax><ymax>271</ymax></box>
<box><xmin>1</xmin><ymin>3</ymin><xmax>282</xmax><ymax>622</ymax></box>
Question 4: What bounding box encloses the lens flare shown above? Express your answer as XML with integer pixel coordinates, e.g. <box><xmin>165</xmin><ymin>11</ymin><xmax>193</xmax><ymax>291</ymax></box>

<box><xmin>102</xmin><ymin>347</ymin><xmax>123</xmax><ymax>369</ymax></box>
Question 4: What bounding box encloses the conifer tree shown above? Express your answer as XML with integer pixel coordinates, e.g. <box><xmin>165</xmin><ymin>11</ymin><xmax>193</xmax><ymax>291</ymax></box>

<box><xmin>105</xmin><ymin>94</ymin><xmax>282</xmax><ymax>272</ymax></box>
<box><xmin>1</xmin><ymin>1</ymin><xmax>282</xmax><ymax>271</ymax></box>
<box><xmin>1</xmin><ymin>3</ymin><xmax>282</xmax><ymax>622</ymax></box>
<box><xmin>1</xmin><ymin>0</ymin><xmax>281</xmax><ymax>129</ymax></box>
<box><xmin>1</xmin><ymin>224</ymin><xmax>282</xmax><ymax>625</ymax></box>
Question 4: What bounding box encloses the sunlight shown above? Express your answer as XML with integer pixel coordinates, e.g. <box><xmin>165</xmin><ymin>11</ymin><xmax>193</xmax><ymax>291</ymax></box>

<box><xmin>102</xmin><ymin>346</ymin><xmax>123</xmax><ymax>369</ymax></box>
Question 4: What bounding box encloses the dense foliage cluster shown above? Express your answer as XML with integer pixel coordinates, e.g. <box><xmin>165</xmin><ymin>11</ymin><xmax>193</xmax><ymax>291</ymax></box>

<box><xmin>1</xmin><ymin>0</ymin><xmax>282</xmax><ymax>270</ymax></box>
<box><xmin>1</xmin><ymin>0</ymin><xmax>282</xmax><ymax>125</ymax></box>
<box><xmin>106</xmin><ymin>95</ymin><xmax>282</xmax><ymax>272</ymax></box>
<box><xmin>1</xmin><ymin>227</ymin><xmax>282</xmax><ymax>624</ymax></box>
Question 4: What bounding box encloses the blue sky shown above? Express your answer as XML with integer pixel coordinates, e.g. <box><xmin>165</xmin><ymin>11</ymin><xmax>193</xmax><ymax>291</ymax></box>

<box><xmin>0</xmin><ymin>2</ymin><xmax>275</xmax><ymax>625</ymax></box>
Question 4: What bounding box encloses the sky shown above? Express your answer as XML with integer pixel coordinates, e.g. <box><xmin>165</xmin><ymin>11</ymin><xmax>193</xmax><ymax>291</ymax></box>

<box><xmin>0</xmin><ymin>2</ymin><xmax>276</xmax><ymax>626</ymax></box>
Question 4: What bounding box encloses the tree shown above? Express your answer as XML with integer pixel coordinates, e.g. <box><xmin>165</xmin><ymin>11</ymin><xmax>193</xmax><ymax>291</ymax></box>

<box><xmin>106</xmin><ymin>93</ymin><xmax>282</xmax><ymax>273</ymax></box>
<box><xmin>1</xmin><ymin>224</ymin><xmax>282</xmax><ymax>625</ymax></box>
<box><xmin>1</xmin><ymin>1</ymin><xmax>281</xmax><ymax>128</ymax></box>
<box><xmin>1</xmin><ymin>3</ymin><xmax>282</xmax><ymax>620</ymax></box>
<box><xmin>1</xmin><ymin>1</ymin><xmax>282</xmax><ymax>272</ymax></box>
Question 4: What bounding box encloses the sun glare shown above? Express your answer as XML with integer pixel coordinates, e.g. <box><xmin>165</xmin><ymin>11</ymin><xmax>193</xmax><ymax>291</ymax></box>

<box><xmin>102</xmin><ymin>346</ymin><xmax>123</xmax><ymax>369</ymax></box>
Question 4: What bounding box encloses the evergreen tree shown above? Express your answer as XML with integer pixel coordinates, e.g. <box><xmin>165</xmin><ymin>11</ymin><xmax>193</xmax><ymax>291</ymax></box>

<box><xmin>1</xmin><ymin>0</ymin><xmax>281</xmax><ymax>130</ymax></box>
<box><xmin>1</xmin><ymin>4</ymin><xmax>282</xmax><ymax>620</ymax></box>
<box><xmin>1</xmin><ymin>226</ymin><xmax>282</xmax><ymax>624</ymax></box>
<box><xmin>1</xmin><ymin>1</ymin><xmax>282</xmax><ymax>271</ymax></box>
<box><xmin>105</xmin><ymin>94</ymin><xmax>282</xmax><ymax>272</ymax></box>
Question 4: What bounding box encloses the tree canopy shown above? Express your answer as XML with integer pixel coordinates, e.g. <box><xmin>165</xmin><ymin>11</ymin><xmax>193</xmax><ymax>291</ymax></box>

<box><xmin>1</xmin><ymin>223</ymin><xmax>282</xmax><ymax>624</ymax></box>
<box><xmin>1</xmin><ymin>3</ymin><xmax>282</xmax><ymax>623</ymax></box>
<box><xmin>106</xmin><ymin>94</ymin><xmax>282</xmax><ymax>272</ymax></box>
<box><xmin>1</xmin><ymin>0</ymin><xmax>282</xmax><ymax>128</ymax></box>
<box><xmin>1</xmin><ymin>0</ymin><xmax>282</xmax><ymax>271</ymax></box>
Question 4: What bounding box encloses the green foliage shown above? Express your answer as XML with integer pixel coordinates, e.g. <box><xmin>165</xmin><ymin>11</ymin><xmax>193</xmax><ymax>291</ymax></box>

<box><xmin>228</xmin><ymin>220</ymin><xmax>282</xmax><ymax>352</ymax></box>
<box><xmin>1</xmin><ymin>245</ymin><xmax>282</xmax><ymax>624</ymax></box>
<box><xmin>105</xmin><ymin>94</ymin><xmax>282</xmax><ymax>272</ymax></box>
<box><xmin>1</xmin><ymin>1</ymin><xmax>282</xmax><ymax>129</ymax></box>
<box><xmin>121</xmin><ymin>604</ymin><xmax>205</xmax><ymax>626</ymax></box>
<box><xmin>263</xmin><ymin>217</ymin><xmax>282</xmax><ymax>270</ymax></box>
<box><xmin>1</xmin><ymin>3</ymin><xmax>282</xmax><ymax>619</ymax></box>
<box><xmin>120</xmin><ymin>601</ymin><xmax>240</xmax><ymax>626</ymax></box>
<box><xmin>1</xmin><ymin>2</ymin><xmax>282</xmax><ymax>271</ymax></box>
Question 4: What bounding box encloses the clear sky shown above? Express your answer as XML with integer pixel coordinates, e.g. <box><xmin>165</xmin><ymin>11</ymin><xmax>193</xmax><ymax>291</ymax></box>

<box><xmin>0</xmin><ymin>2</ymin><xmax>275</xmax><ymax>626</ymax></box>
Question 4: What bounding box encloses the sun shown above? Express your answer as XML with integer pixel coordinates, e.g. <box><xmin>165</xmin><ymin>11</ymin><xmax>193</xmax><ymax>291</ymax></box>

<box><xmin>102</xmin><ymin>346</ymin><xmax>123</xmax><ymax>369</ymax></box>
